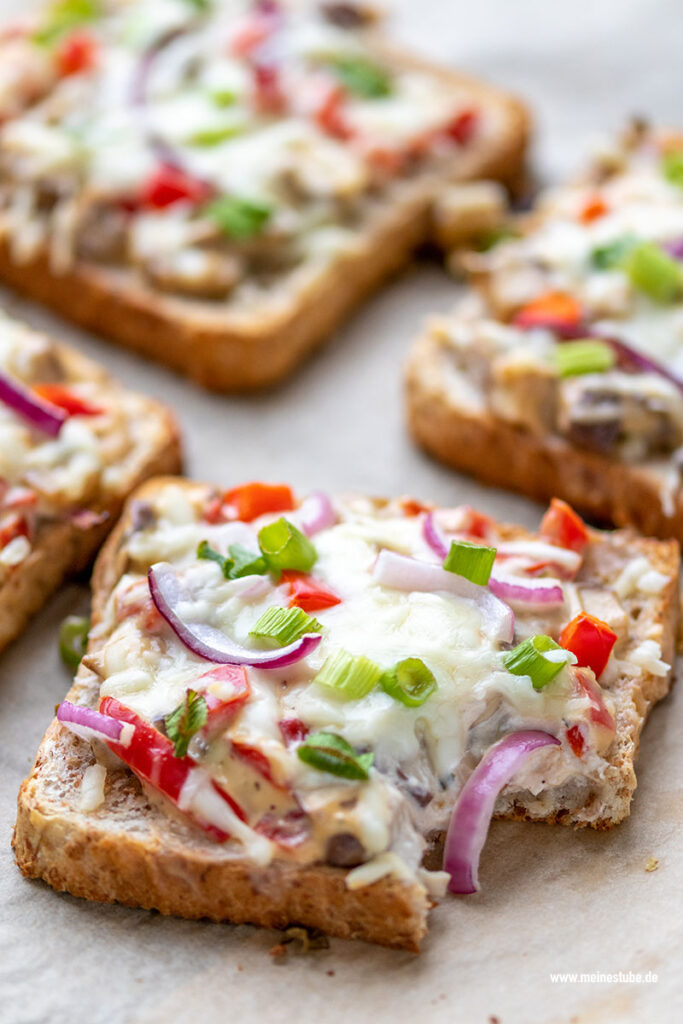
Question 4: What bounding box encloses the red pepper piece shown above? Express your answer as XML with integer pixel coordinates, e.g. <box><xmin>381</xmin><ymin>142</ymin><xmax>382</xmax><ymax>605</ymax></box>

<box><xmin>560</xmin><ymin>612</ymin><xmax>617</xmax><ymax>679</ymax></box>
<box><xmin>314</xmin><ymin>80</ymin><xmax>352</xmax><ymax>139</ymax></box>
<box><xmin>0</xmin><ymin>512</ymin><xmax>29</xmax><ymax>549</ymax></box>
<box><xmin>252</xmin><ymin>64</ymin><xmax>286</xmax><ymax>114</ymax></box>
<box><xmin>566</xmin><ymin>724</ymin><xmax>586</xmax><ymax>758</ymax></box>
<box><xmin>199</xmin><ymin>665</ymin><xmax>251</xmax><ymax>731</ymax></box>
<box><xmin>540</xmin><ymin>498</ymin><xmax>589</xmax><ymax>554</ymax></box>
<box><xmin>56</xmin><ymin>31</ymin><xmax>98</xmax><ymax>77</ymax></box>
<box><xmin>579</xmin><ymin>195</ymin><xmax>608</xmax><ymax>223</ymax></box>
<box><xmin>279</xmin><ymin>717</ymin><xmax>309</xmax><ymax>745</ymax></box>
<box><xmin>446</xmin><ymin>108</ymin><xmax>479</xmax><ymax>145</ymax></box>
<box><xmin>282</xmin><ymin>570</ymin><xmax>341</xmax><ymax>613</ymax></box>
<box><xmin>222</xmin><ymin>481</ymin><xmax>295</xmax><ymax>522</ymax></box>
<box><xmin>570</xmin><ymin>667</ymin><xmax>616</xmax><ymax>732</ymax></box>
<box><xmin>33</xmin><ymin>383</ymin><xmax>103</xmax><ymax>417</ymax></box>
<box><xmin>140</xmin><ymin>164</ymin><xmax>212</xmax><ymax>210</ymax></box>
<box><xmin>231</xmin><ymin>739</ymin><xmax>280</xmax><ymax>786</ymax></box>
<box><xmin>513</xmin><ymin>291</ymin><xmax>583</xmax><ymax>332</ymax></box>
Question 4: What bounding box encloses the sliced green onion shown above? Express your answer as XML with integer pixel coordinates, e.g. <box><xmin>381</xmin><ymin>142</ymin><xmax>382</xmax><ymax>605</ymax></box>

<box><xmin>443</xmin><ymin>540</ymin><xmax>497</xmax><ymax>585</ymax></box>
<box><xmin>662</xmin><ymin>150</ymin><xmax>683</xmax><ymax>189</ymax></box>
<box><xmin>297</xmin><ymin>731</ymin><xmax>373</xmax><ymax>780</ymax></box>
<box><xmin>590</xmin><ymin>235</ymin><xmax>638</xmax><ymax>270</ymax></box>
<box><xmin>503</xmin><ymin>634</ymin><xmax>566</xmax><ymax>690</ymax></box>
<box><xmin>379</xmin><ymin>657</ymin><xmax>437</xmax><ymax>707</ymax></box>
<box><xmin>188</xmin><ymin>124</ymin><xmax>244</xmax><ymax>147</ymax></box>
<box><xmin>59</xmin><ymin>615</ymin><xmax>90</xmax><ymax>670</ymax></box>
<box><xmin>554</xmin><ymin>339</ymin><xmax>616</xmax><ymax>377</ymax></box>
<box><xmin>250</xmin><ymin>606</ymin><xmax>322</xmax><ymax>647</ymax></box>
<box><xmin>328</xmin><ymin>55</ymin><xmax>392</xmax><ymax>98</ymax></box>
<box><xmin>626</xmin><ymin>241</ymin><xmax>682</xmax><ymax>303</ymax></box>
<box><xmin>258</xmin><ymin>518</ymin><xmax>317</xmax><ymax>574</ymax></box>
<box><xmin>164</xmin><ymin>689</ymin><xmax>208</xmax><ymax>758</ymax></box>
<box><xmin>203</xmin><ymin>196</ymin><xmax>272</xmax><ymax>239</ymax></box>
<box><xmin>34</xmin><ymin>0</ymin><xmax>100</xmax><ymax>45</ymax></box>
<box><xmin>227</xmin><ymin>543</ymin><xmax>268</xmax><ymax>578</ymax></box>
<box><xmin>210</xmin><ymin>88</ymin><xmax>238</xmax><ymax>107</ymax></box>
<box><xmin>314</xmin><ymin>649</ymin><xmax>383</xmax><ymax>701</ymax></box>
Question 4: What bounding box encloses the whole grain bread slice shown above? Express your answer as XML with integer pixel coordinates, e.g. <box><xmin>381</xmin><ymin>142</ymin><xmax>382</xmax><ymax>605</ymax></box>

<box><xmin>0</xmin><ymin>52</ymin><xmax>529</xmax><ymax>392</ymax></box>
<box><xmin>13</xmin><ymin>479</ymin><xmax>678</xmax><ymax>949</ymax></box>
<box><xmin>0</xmin><ymin>347</ymin><xmax>181</xmax><ymax>652</ymax></box>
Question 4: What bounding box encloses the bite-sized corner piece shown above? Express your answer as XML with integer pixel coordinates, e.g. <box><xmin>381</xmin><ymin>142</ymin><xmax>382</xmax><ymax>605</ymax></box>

<box><xmin>407</xmin><ymin>121</ymin><xmax>683</xmax><ymax>542</ymax></box>
<box><xmin>0</xmin><ymin>310</ymin><xmax>180</xmax><ymax>651</ymax></box>
<box><xmin>14</xmin><ymin>482</ymin><xmax>678</xmax><ymax>950</ymax></box>
<box><xmin>0</xmin><ymin>0</ymin><xmax>528</xmax><ymax>391</ymax></box>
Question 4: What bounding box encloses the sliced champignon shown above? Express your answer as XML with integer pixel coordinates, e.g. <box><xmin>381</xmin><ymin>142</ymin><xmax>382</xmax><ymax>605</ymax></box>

<box><xmin>141</xmin><ymin>248</ymin><xmax>244</xmax><ymax>299</ymax></box>
<box><xmin>325</xmin><ymin>832</ymin><xmax>366</xmax><ymax>867</ymax></box>
<box><xmin>76</xmin><ymin>203</ymin><xmax>131</xmax><ymax>264</ymax></box>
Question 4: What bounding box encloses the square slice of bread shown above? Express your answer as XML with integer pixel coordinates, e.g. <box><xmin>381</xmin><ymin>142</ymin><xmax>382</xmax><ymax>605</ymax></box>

<box><xmin>13</xmin><ymin>480</ymin><xmax>679</xmax><ymax>950</ymax></box>
<box><xmin>0</xmin><ymin>322</ymin><xmax>181</xmax><ymax>652</ymax></box>
<box><xmin>0</xmin><ymin>2</ymin><xmax>529</xmax><ymax>391</ymax></box>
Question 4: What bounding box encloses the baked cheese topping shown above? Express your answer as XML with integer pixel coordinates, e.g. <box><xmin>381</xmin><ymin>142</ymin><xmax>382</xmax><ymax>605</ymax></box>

<box><xmin>434</xmin><ymin>124</ymin><xmax>683</xmax><ymax>489</ymax></box>
<box><xmin>0</xmin><ymin>309</ymin><xmax>166</xmax><ymax>576</ymax></box>
<box><xmin>80</xmin><ymin>482</ymin><xmax>669</xmax><ymax>890</ymax></box>
<box><xmin>0</xmin><ymin>0</ymin><xmax>493</xmax><ymax>304</ymax></box>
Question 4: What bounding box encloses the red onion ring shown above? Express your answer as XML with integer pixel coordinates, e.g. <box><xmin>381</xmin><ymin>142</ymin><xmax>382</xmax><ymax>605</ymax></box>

<box><xmin>488</xmin><ymin>574</ymin><xmax>565</xmax><ymax>608</ymax></box>
<box><xmin>148</xmin><ymin>562</ymin><xmax>322</xmax><ymax>668</ymax></box>
<box><xmin>57</xmin><ymin>700</ymin><xmax>133</xmax><ymax>747</ymax></box>
<box><xmin>0</xmin><ymin>370</ymin><xmax>66</xmax><ymax>436</ymax></box>
<box><xmin>444</xmin><ymin>730</ymin><xmax>560</xmax><ymax>894</ymax></box>
<box><xmin>373</xmin><ymin>550</ymin><xmax>514</xmax><ymax>644</ymax></box>
<box><xmin>298</xmin><ymin>491</ymin><xmax>336</xmax><ymax>536</ymax></box>
<box><xmin>422</xmin><ymin>511</ymin><xmax>448</xmax><ymax>559</ymax></box>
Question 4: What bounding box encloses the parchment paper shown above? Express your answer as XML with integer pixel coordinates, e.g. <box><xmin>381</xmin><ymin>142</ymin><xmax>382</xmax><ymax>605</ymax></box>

<box><xmin>1</xmin><ymin>2</ymin><xmax>683</xmax><ymax>1022</ymax></box>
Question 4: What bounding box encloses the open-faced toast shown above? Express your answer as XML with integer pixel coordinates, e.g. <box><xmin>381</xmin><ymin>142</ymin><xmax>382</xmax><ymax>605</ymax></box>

<box><xmin>14</xmin><ymin>479</ymin><xmax>679</xmax><ymax>950</ymax></box>
<box><xmin>0</xmin><ymin>311</ymin><xmax>181</xmax><ymax>651</ymax></box>
<box><xmin>0</xmin><ymin>1</ymin><xmax>529</xmax><ymax>391</ymax></box>
<box><xmin>407</xmin><ymin>122</ymin><xmax>683</xmax><ymax>542</ymax></box>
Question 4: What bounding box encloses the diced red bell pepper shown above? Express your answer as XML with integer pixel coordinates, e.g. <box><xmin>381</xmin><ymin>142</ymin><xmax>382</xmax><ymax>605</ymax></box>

<box><xmin>282</xmin><ymin>570</ymin><xmax>341</xmax><ymax>613</ymax></box>
<box><xmin>570</xmin><ymin>667</ymin><xmax>616</xmax><ymax>732</ymax></box>
<box><xmin>513</xmin><ymin>291</ymin><xmax>583</xmax><ymax>331</ymax></box>
<box><xmin>231</xmin><ymin>739</ymin><xmax>280</xmax><ymax>786</ymax></box>
<box><xmin>560</xmin><ymin>612</ymin><xmax>617</xmax><ymax>679</ymax></box>
<box><xmin>446</xmin><ymin>108</ymin><xmax>479</xmax><ymax>146</ymax></box>
<box><xmin>313</xmin><ymin>80</ymin><xmax>352</xmax><ymax>140</ymax></box>
<box><xmin>566</xmin><ymin>723</ymin><xmax>586</xmax><ymax>758</ymax></box>
<box><xmin>252</xmin><ymin>64</ymin><xmax>286</xmax><ymax>115</ymax></box>
<box><xmin>579</xmin><ymin>195</ymin><xmax>608</xmax><ymax>224</ymax></box>
<box><xmin>453</xmin><ymin>505</ymin><xmax>494</xmax><ymax>541</ymax></box>
<box><xmin>278</xmin><ymin>717</ymin><xmax>309</xmax><ymax>745</ymax></box>
<box><xmin>540</xmin><ymin>498</ymin><xmax>589</xmax><ymax>554</ymax></box>
<box><xmin>100</xmin><ymin>697</ymin><xmax>246</xmax><ymax>837</ymax></box>
<box><xmin>0</xmin><ymin>512</ymin><xmax>29</xmax><ymax>549</ymax></box>
<box><xmin>33</xmin><ymin>383</ymin><xmax>103</xmax><ymax>417</ymax></box>
<box><xmin>202</xmin><ymin>493</ymin><xmax>226</xmax><ymax>524</ymax></box>
<box><xmin>400</xmin><ymin>498</ymin><xmax>430</xmax><ymax>517</ymax></box>
<box><xmin>198</xmin><ymin>665</ymin><xmax>251</xmax><ymax>731</ymax></box>
<box><xmin>55</xmin><ymin>31</ymin><xmax>98</xmax><ymax>77</ymax></box>
<box><xmin>2</xmin><ymin>486</ymin><xmax>36</xmax><ymax>510</ymax></box>
<box><xmin>255</xmin><ymin>807</ymin><xmax>311</xmax><ymax>847</ymax></box>
<box><xmin>364</xmin><ymin>144</ymin><xmax>405</xmax><ymax>176</ymax></box>
<box><xmin>140</xmin><ymin>164</ymin><xmax>212</xmax><ymax>210</ymax></box>
<box><xmin>222</xmin><ymin>481</ymin><xmax>295</xmax><ymax>522</ymax></box>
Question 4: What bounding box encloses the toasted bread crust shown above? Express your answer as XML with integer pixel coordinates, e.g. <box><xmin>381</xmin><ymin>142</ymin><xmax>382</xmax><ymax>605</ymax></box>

<box><xmin>0</xmin><ymin>62</ymin><xmax>529</xmax><ymax>392</ymax></box>
<box><xmin>15</xmin><ymin>477</ymin><xmax>677</xmax><ymax>947</ymax></box>
<box><xmin>0</xmin><ymin>352</ymin><xmax>182</xmax><ymax>652</ymax></box>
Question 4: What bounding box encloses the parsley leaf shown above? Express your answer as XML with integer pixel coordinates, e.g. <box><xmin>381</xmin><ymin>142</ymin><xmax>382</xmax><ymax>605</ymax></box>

<box><xmin>164</xmin><ymin>689</ymin><xmax>208</xmax><ymax>758</ymax></box>
<box><xmin>203</xmin><ymin>196</ymin><xmax>272</xmax><ymax>239</ymax></box>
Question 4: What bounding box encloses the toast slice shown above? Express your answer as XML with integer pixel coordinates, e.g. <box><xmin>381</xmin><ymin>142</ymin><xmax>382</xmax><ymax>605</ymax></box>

<box><xmin>0</xmin><ymin>311</ymin><xmax>181</xmax><ymax>651</ymax></box>
<box><xmin>0</xmin><ymin>2</ymin><xmax>529</xmax><ymax>391</ymax></box>
<box><xmin>406</xmin><ymin>122</ymin><xmax>683</xmax><ymax>541</ymax></box>
<box><xmin>14</xmin><ymin>479</ymin><xmax>679</xmax><ymax>950</ymax></box>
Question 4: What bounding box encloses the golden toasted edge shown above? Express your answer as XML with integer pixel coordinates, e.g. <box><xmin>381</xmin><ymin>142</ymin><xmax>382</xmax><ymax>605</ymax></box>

<box><xmin>0</xmin><ymin>61</ymin><xmax>530</xmax><ymax>391</ymax></box>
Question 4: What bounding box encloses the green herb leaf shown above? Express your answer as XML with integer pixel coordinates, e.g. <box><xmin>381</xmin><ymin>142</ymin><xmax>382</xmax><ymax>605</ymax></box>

<box><xmin>626</xmin><ymin>241</ymin><xmax>682</xmax><ymax>303</ymax></box>
<box><xmin>554</xmin><ymin>339</ymin><xmax>616</xmax><ymax>377</ymax></box>
<box><xmin>379</xmin><ymin>657</ymin><xmax>437</xmax><ymax>707</ymax></box>
<box><xmin>197</xmin><ymin>539</ymin><xmax>232</xmax><ymax>576</ymax></box>
<box><xmin>203</xmin><ymin>196</ymin><xmax>272</xmax><ymax>239</ymax></box>
<box><xmin>314</xmin><ymin>649</ymin><xmax>383</xmax><ymax>700</ymax></box>
<box><xmin>227</xmin><ymin>543</ymin><xmax>269</xmax><ymax>578</ymax></box>
<box><xmin>34</xmin><ymin>0</ymin><xmax>100</xmax><ymax>46</ymax></box>
<box><xmin>589</xmin><ymin>234</ymin><xmax>638</xmax><ymax>270</ymax></box>
<box><xmin>164</xmin><ymin>689</ymin><xmax>208</xmax><ymax>758</ymax></box>
<box><xmin>250</xmin><ymin>606</ymin><xmax>322</xmax><ymax>647</ymax></box>
<box><xmin>297</xmin><ymin>730</ymin><xmax>374</xmax><ymax>780</ymax></box>
<box><xmin>258</xmin><ymin>518</ymin><xmax>317</xmax><ymax>574</ymax></box>
<box><xmin>662</xmin><ymin>150</ymin><xmax>683</xmax><ymax>189</ymax></box>
<box><xmin>210</xmin><ymin>88</ymin><xmax>238</xmax><ymax>108</ymax></box>
<box><xmin>188</xmin><ymin>124</ymin><xmax>244</xmax><ymax>147</ymax></box>
<box><xmin>503</xmin><ymin>634</ymin><xmax>567</xmax><ymax>690</ymax></box>
<box><xmin>443</xmin><ymin>540</ymin><xmax>497</xmax><ymax>586</ymax></box>
<box><xmin>329</xmin><ymin>55</ymin><xmax>392</xmax><ymax>98</ymax></box>
<box><xmin>59</xmin><ymin>615</ymin><xmax>90</xmax><ymax>670</ymax></box>
<box><xmin>474</xmin><ymin>225</ymin><xmax>520</xmax><ymax>252</ymax></box>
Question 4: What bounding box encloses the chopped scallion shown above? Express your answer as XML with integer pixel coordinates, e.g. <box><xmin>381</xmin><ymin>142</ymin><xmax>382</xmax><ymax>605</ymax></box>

<box><xmin>662</xmin><ymin>150</ymin><xmax>683</xmax><ymax>189</ymax></box>
<box><xmin>443</xmin><ymin>540</ymin><xmax>496</xmax><ymax>585</ymax></box>
<box><xmin>379</xmin><ymin>657</ymin><xmax>437</xmax><ymax>707</ymax></box>
<box><xmin>626</xmin><ymin>241</ymin><xmax>682</xmax><ymax>303</ymax></box>
<box><xmin>250</xmin><ymin>606</ymin><xmax>322</xmax><ymax>647</ymax></box>
<box><xmin>314</xmin><ymin>649</ymin><xmax>382</xmax><ymax>701</ymax></box>
<box><xmin>258</xmin><ymin>518</ymin><xmax>317</xmax><ymax>574</ymax></box>
<box><xmin>554</xmin><ymin>339</ymin><xmax>615</xmax><ymax>377</ymax></box>
<box><xmin>589</xmin><ymin>234</ymin><xmax>637</xmax><ymax>270</ymax></box>
<box><xmin>203</xmin><ymin>195</ymin><xmax>272</xmax><ymax>239</ymax></box>
<box><xmin>58</xmin><ymin>615</ymin><xmax>90</xmax><ymax>670</ymax></box>
<box><xmin>503</xmin><ymin>634</ymin><xmax>566</xmax><ymax>690</ymax></box>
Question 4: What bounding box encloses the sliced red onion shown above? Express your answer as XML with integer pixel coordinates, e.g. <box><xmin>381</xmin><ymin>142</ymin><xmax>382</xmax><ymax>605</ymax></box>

<box><xmin>495</xmin><ymin>540</ymin><xmax>582</xmax><ymax>576</ymax></box>
<box><xmin>488</xmin><ymin>573</ymin><xmax>565</xmax><ymax>608</ymax></box>
<box><xmin>57</xmin><ymin>700</ymin><xmax>133</xmax><ymax>747</ymax></box>
<box><xmin>148</xmin><ymin>562</ymin><xmax>322</xmax><ymax>668</ymax></box>
<box><xmin>664</xmin><ymin>238</ymin><xmax>683</xmax><ymax>261</ymax></box>
<box><xmin>444</xmin><ymin>730</ymin><xmax>560</xmax><ymax>894</ymax></box>
<box><xmin>422</xmin><ymin>511</ymin><xmax>448</xmax><ymax>559</ymax></box>
<box><xmin>298</xmin><ymin>491</ymin><xmax>336</xmax><ymax>537</ymax></box>
<box><xmin>373</xmin><ymin>550</ymin><xmax>514</xmax><ymax>644</ymax></box>
<box><xmin>0</xmin><ymin>370</ymin><xmax>66</xmax><ymax>436</ymax></box>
